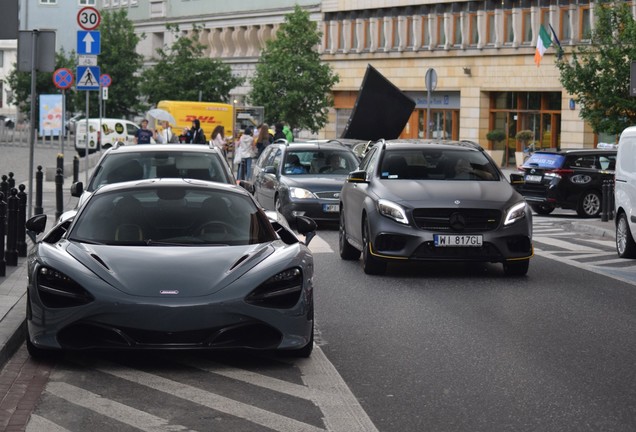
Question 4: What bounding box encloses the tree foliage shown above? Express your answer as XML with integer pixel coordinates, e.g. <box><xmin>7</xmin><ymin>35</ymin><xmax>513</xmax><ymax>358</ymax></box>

<box><xmin>556</xmin><ymin>1</ymin><xmax>636</xmax><ymax>135</ymax></box>
<box><xmin>4</xmin><ymin>9</ymin><xmax>143</xmax><ymax>119</ymax></box>
<box><xmin>248</xmin><ymin>5</ymin><xmax>339</xmax><ymax>133</ymax></box>
<box><xmin>140</xmin><ymin>24</ymin><xmax>244</xmax><ymax>106</ymax></box>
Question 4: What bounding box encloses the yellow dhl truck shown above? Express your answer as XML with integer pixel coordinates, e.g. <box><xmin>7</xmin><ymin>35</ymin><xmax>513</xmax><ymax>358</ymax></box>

<box><xmin>157</xmin><ymin>100</ymin><xmax>233</xmax><ymax>136</ymax></box>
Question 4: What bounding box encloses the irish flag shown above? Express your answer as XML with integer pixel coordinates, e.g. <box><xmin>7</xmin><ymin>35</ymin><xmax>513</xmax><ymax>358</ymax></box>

<box><xmin>535</xmin><ymin>25</ymin><xmax>553</xmax><ymax>66</ymax></box>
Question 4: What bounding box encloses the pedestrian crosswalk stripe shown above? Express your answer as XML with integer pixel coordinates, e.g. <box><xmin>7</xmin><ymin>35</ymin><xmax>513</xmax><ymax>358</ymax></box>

<box><xmin>534</xmin><ymin>236</ymin><xmax>597</xmax><ymax>252</ymax></box>
<box><xmin>26</xmin><ymin>415</ymin><xmax>72</xmax><ymax>432</ymax></box>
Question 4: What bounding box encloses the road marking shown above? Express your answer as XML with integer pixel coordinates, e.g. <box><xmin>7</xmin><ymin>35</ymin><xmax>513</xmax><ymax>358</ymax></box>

<box><xmin>44</xmin><ymin>381</ymin><xmax>194</xmax><ymax>431</ymax></box>
<box><xmin>533</xmin><ymin>236</ymin><xmax>597</xmax><ymax>252</ymax></box>
<box><xmin>299</xmin><ymin>348</ymin><xmax>380</xmax><ymax>432</ymax></box>
<box><xmin>579</xmin><ymin>238</ymin><xmax>615</xmax><ymax>248</ymax></box>
<box><xmin>26</xmin><ymin>415</ymin><xmax>72</xmax><ymax>432</ymax></box>
<box><xmin>554</xmin><ymin>252</ymin><xmax>613</xmax><ymax>260</ymax></box>
<box><xmin>94</xmin><ymin>361</ymin><xmax>326</xmax><ymax>432</ymax></box>
<box><xmin>536</xmin><ymin>249</ymin><xmax>636</xmax><ymax>286</ymax></box>
<box><xmin>308</xmin><ymin>235</ymin><xmax>334</xmax><ymax>254</ymax></box>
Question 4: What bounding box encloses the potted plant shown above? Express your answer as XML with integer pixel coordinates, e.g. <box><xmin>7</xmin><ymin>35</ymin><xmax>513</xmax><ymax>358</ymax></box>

<box><xmin>486</xmin><ymin>129</ymin><xmax>506</xmax><ymax>167</ymax></box>
<box><xmin>515</xmin><ymin>130</ymin><xmax>534</xmax><ymax>166</ymax></box>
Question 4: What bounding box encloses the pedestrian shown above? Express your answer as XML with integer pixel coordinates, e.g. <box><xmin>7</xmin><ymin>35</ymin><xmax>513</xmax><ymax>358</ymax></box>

<box><xmin>236</xmin><ymin>126</ymin><xmax>257</xmax><ymax>180</ymax></box>
<box><xmin>210</xmin><ymin>125</ymin><xmax>227</xmax><ymax>154</ymax></box>
<box><xmin>135</xmin><ymin>119</ymin><xmax>154</xmax><ymax>144</ymax></box>
<box><xmin>273</xmin><ymin>122</ymin><xmax>286</xmax><ymax>141</ymax></box>
<box><xmin>283</xmin><ymin>123</ymin><xmax>294</xmax><ymax>142</ymax></box>
<box><xmin>255</xmin><ymin>123</ymin><xmax>271</xmax><ymax>158</ymax></box>
<box><xmin>155</xmin><ymin>120</ymin><xmax>178</xmax><ymax>144</ymax></box>
<box><xmin>185</xmin><ymin>119</ymin><xmax>207</xmax><ymax>144</ymax></box>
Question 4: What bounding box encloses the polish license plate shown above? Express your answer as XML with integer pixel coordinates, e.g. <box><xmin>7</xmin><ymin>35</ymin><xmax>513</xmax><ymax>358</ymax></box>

<box><xmin>525</xmin><ymin>174</ymin><xmax>542</xmax><ymax>183</ymax></box>
<box><xmin>434</xmin><ymin>235</ymin><xmax>483</xmax><ymax>247</ymax></box>
<box><xmin>323</xmin><ymin>204</ymin><xmax>339</xmax><ymax>213</ymax></box>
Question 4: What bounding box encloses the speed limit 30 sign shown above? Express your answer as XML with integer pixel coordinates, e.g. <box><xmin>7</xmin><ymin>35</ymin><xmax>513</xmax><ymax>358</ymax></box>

<box><xmin>77</xmin><ymin>6</ymin><xmax>101</xmax><ymax>31</ymax></box>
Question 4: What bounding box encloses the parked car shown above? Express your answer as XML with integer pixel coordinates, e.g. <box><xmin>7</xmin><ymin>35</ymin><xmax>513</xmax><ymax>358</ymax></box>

<box><xmin>246</xmin><ymin>140</ymin><xmax>360</xmax><ymax>225</ymax></box>
<box><xmin>614</xmin><ymin>126</ymin><xmax>636</xmax><ymax>257</ymax></box>
<box><xmin>510</xmin><ymin>149</ymin><xmax>616</xmax><ymax>217</ymax></box>
<box><xmin>67</xmin><ymin>143</ymin><xmax>236</xmax><ymax>218</ymax></box>
<box><xmin>25</xmin><ymin>178</ymin><xmax>318</xmax><ymax>358</ymax></box>
<box><xmin>339</xmin><ymin>139</ymin><xmax>533</xmax><ymax>276</ymax></box>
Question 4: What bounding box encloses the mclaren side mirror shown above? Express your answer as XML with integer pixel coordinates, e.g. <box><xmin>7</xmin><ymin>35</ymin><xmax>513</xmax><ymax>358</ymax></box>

<box><xmin>295</xmin><ymin>216</ymin><xmax>317</xmax><ymax>246</ymax></box>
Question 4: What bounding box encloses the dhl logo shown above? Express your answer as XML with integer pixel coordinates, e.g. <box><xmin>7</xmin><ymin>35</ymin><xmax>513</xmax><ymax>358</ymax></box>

<box><xmin>184</xmin><ymin>115</ymin><xmax>218</xmax><ymax>123</ymax></box>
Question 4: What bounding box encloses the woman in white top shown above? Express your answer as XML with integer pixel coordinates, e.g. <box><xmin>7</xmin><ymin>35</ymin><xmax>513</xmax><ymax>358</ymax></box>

<box><xmin>155</xmin><ymin>120</ymin><xmax>178</xmax><ymax>143</ymax></box>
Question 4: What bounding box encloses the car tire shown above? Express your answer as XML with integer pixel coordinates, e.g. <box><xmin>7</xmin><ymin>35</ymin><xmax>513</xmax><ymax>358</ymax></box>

<box><xmin>25</xmin><ymin>324</ymin><xmax>58</xmax><ymax>361</ymax></box>
<box><xmin>284</xmin><ymin>311</ymin><xmax>314</xmax><ymax>358</ymax></box>
<box><xmin>503</xmin><ymin>260</ymin><xmax>529</xmax><ymax>276</ymax></box>
<box><xmin>362</xmin><ymin>218</ymin><xmax>387</xmax><ymax>275</ymax></box>
<box><xmin>530</xmin><ymin>203</ymin><xmax>555</xmax><ymax>215</ymax></box>
<box><xmin>616</xmin><ymin>212</ymin><xmax>636</xmax><ymax>258</ymax></box>
<box><xmin>576</xmin><ymin>190</ymin><xmax>601</xmax><ymax>217</ymax></box>
<box><xmin>339</xmin><ymin>210</ymin><xmax>361</xmax><ymax>260</ymax></box>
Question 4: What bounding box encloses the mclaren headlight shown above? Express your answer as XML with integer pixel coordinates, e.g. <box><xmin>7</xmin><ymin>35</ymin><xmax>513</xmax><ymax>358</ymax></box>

<box><xmin>377</xmin><ymin>199</ymin><xmax>409</xmax><ymax>224</ymax></box>
<box><xmin>504</xmin><ymin>202</ymin><xmax>527</xmax><ymax>226</ymax></box>
<box><xmin>289</xmin><ymin>187</ymin><xmax>316</xmax><ymax>200</ymax></box>
<box><xmin>245</xmin><ymin>268</ymin><xmax>303</xmax><ymax>309</ymax></box>
<box><xmin>37</xmin><ymin>266</ymin><xmax>94</xmax><ymax>308</ymax></box>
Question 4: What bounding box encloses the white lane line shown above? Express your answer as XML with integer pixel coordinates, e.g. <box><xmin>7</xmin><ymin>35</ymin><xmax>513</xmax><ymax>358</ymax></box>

<box><xmin>299</xmin><ymin>348</ymin><xmax>379</xmax><ymax>432</ymax></box>
<box><xmin>580</xmin><ymin>238</ymin><xmax>615</xmax><ymax>248</ymax></box>
<box><xmin>533</xmin><ymin>236</ymin><xmax>597</xmax><ymax>252</ymax></box>
<box><xmin>555</xmin><ymin>252</ymin><xmax>614</xmax><ymax>260</ymax></box>
<box><xmin>180</xmin><ymin>357</ymin><xmax>312</xmax><ymax>400</ymax></box>
<box><xmin>308</xmin><ymin>235</ymin><xmax>334</xmax><ymax>254</ymax></box>
<box><xmin>95</xmin><ymin>362</ymin><xmax>326</xmax><ymax>432</ymax></box>
<box><xmin>26</xmin><ymin>414</ymin><xmax>73</xmax><ymax>432</ymax></box>
<box><xmin>592</xmin><ymin>258</ymin><xmax>636</xmax><ymax>265</ymax></box>
<box><xmin>44</xmin><ymin>381</ymin><xmax>194</xmax><ymax>432</ymax></box>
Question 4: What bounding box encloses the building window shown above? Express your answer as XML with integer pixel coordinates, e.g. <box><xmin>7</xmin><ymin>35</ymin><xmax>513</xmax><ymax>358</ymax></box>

<box><xmin>453</xmin><ymin>14</ymin><xmax>461</xmax><ymax>46</ymax></box>
<box><xmin>468</xmin><ymin>13</ymin><xmax>478</xmax><ymax>46</ymax></box>
<box><xmin>406</xmin><ymin>17</ymin><xmax>414</xmax><ymax>48</ymax></box>
<box><xmin>39</xmin><ymin>0</ymin><xmax>57</xmax><ymax>4</ymax></box>
<box><xmin>338</xmin><ymin>22</ymin><xmax>344</xmax><ymax>51</ymax></box>
<box><xmin>503</xmin><ymin>10</ymin><xmax>513</xmax><ymax>44</ymax></box>
<box><xmin>521</xmin><ymin>9</ymin><xmax>532</xmax><ymax>44</ymax></box>
<box><xmin>79</xmin><ymin>0</ymin><xmax>96</xmax><ymax>5</ymax></box>
<box><xmin>580</xmin><ymin>5</ymin><xmax>592</xmax><ymax>41</ymax></box>
<box><xmin>560</xmin><ymin>7</ymin><xmax>573</xmax><ymax>42</ymax></box>
<box><xmin>486</xmin><ymin>12</ymin><xmax>496</xmax><ymax>45</ymax></box>
<box><xmin>421</xmin><ymin>16</ymin><xmax>429</xmax><ymax>47</ymax></box>
<box><xmin>150</xmin><ymin>1</ymin><xmax>165</xmax><ymax>18</ymax></box>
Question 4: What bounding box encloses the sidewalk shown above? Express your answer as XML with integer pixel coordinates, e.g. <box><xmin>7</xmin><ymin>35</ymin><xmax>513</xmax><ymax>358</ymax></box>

<box><xmin>0</xmin><ymin>154</ymin><xmax>99</xmax><ymax>368</ymax></box>
<box><xmin>0</xmin><ymin>166</ymin><xmax>617</xmax><ymax>369</ymax></box>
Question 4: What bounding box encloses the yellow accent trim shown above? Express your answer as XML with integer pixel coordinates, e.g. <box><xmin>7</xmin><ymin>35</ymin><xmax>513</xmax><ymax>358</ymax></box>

<box><xmin>505</xmin><ymin>245</ymin><xmax>534</xmax><ymax>261</ymax></box>
<box><xmin>368</xmin><ymin>242</ymin><xmax>409</xmax><ymax>260</ymax></box>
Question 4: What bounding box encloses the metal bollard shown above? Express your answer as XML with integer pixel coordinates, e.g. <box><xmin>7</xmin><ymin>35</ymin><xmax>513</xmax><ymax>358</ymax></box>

<box><xmin>73</xmin><ymin>156</ymin><xmax>79</xmax><ymax>183</ymax></box>
<box><xmin>7</xmin><ymin>172</ymin><xmax>15</xmax><ymax>190</ymax></box>
<box><xmin>0</xmin><ymin>192</ymin><xmax>5</xmax><ymax>277</ymax></box>
<box><xmin>5</xmin><ymin>188</ymin><xmax>18</xmax><ymax>266</ymax></box>
<box><xmin>0</xmin><ymin>175</ymin><xmax>7</xmax><ymax>199</ymax></box>
<box><xmin>55</xmin><ymin>168</ymin><xmax>64</xmax><ymax>221</ymax></box>
<box><xmin>601</xmin><ymin>180</ymin><xmax>609</xmax><ymax>222</ymax></box>
<box><xmin>57</xmin><ymin>153</ymin><xmax>64</xmax><ymax>180</ymax></box>
<box><xmin>35</xmin><ymin>165</ymin><xmax>43</xmax><ymax>216</ymax></box>
<box><xmin>610</xmin><ymin>179</ymin><xmax>616</xmax><ymax>220</ymax></box>
<box><xmin>16</xmin><ymin>184</ymin><xmax>27</xmax><ymax>257</ymax></box>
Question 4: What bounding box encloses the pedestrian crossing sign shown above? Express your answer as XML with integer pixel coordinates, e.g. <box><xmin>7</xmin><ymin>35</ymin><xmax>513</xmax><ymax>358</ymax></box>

<box><xmin>76</xmin><ymin>65</ymin><xmax>100</xmax><ymax>90</ymax></box>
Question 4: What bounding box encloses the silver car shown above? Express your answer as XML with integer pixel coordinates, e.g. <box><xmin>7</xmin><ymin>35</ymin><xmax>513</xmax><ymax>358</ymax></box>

<box><xmin>339</xmin><ymin>139</ymin><xmax>533</xmax><ymax>276</ymax></box>
<box><xmin>26</xmin><ymin>179</ymin><xmax>317</xmax><ymax>358</ymax></box>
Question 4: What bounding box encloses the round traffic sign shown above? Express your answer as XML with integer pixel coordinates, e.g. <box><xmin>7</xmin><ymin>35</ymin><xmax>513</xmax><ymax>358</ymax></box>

<box><xmin>77</xmin><ymin>6</ymin><xmax>101</xmax><ymax>31</ymax></box>
<box><xmin>53</xmin><ymin>68</ymin><xmax>74</xmax><ymax>90</ymax></box>
<box><xmin>100</xmin><ymin>73</ymin><xmax>112</xmax><ymax>87</ymax></box>
<box><xmin>425</xmin><ymin>68</ymin><xmax>437</xmax><ymax>91</ymax></box>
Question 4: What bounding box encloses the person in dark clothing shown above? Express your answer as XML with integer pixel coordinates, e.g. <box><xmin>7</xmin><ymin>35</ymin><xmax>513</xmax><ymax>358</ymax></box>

<box><xmin>135</xmin><ymin>119</ymin><xmax>154</xmax><ymax>144</ymax></box>
<box><xmin>255</xmin><ymin>123</ymin><xmax>271</xmax><ymax>157</ymax></box>
<box><xmin>273</xmin><ymin>122</ymin><xmax>286</xmax><ymax>141</ymax></box>
<box><xmin>184</xmin><ymin>119</ymin><xmax>207</xmax><ymax>144</ymax></box>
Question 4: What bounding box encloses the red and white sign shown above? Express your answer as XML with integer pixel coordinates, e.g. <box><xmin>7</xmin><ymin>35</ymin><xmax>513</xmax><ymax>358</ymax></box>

<box><xmin>77</xmin><ymin>6</ymin><xmax>101</xmax><ymax>31</ymax></box>
<box><xmin>53</xmin><ymin>68</ymin><xmax>74</xmax><ymax>90</ymax></box>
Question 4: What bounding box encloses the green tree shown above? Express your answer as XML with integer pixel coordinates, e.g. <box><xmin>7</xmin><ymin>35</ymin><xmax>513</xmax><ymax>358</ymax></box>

<box><xmin>140</xmin><ymin>24</ymin><xmax>243</xmax><ymax>105</ymax></box>
<box><xmin>5</xmin><ymin>49</ymin><xmax>77</xmax><ymax>118</ymax></box>
<box><xmin>96</xmin><ymin>9</ymin><xmax>145</xmax><ymax>118</ymax></box>
<box><xmin>248</xmin><ymin>5</ymin><xmax>339</xmax><ymax>133</ymax></box>
<box><xmin>556</xmin><ymin>0</ymin><xmax>636</xmax><ymax>136</ymax></box>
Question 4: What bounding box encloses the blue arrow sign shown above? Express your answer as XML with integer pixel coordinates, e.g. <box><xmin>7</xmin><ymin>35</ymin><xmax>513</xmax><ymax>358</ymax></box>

<box><xmin>76</xmin><ymin>66</ymin><xmax>100</xmax><ymax>90</ymax></box>
<box><xmin>77</xmin><ymin>30</ymin><xmax>100</xmax><ymax>55</ymax></box>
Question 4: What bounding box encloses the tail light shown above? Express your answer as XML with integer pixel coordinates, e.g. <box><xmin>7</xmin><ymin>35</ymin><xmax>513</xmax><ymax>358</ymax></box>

<box><xmin>545</xmin><ymin>168</ymin><xmax>573</xmax><ymax>179</ymax></box>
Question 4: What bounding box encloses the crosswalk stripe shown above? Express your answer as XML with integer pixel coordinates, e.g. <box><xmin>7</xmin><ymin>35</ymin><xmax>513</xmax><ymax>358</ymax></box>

<box><xmin>533</xmin><ymin>236</ymin><xmax>597</xmax><ymax>251</ymax></box>
<box><xmin>94</xmin><ymin>361</ymin><xmax>326</xmax><ymax>432</ymax></box>
<box><xmin>26</xmin><ymin>414</ymin><xmax>73</xmax><ymax>432</ymax></box>
<box><xmin>45</xmin><ymin>381</ymin><xmax>194</xmax><ymax>432</ymax></box>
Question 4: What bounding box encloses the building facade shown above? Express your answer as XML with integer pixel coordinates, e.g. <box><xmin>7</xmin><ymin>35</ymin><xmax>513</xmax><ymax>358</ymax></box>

<box><xmin>0</xmin><ymin>40</ymin><xmax>18</xmax><ymax>117</ymax></box>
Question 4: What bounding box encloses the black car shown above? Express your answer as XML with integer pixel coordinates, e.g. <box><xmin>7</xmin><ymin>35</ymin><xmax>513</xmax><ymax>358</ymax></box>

<box><xmin>511</xmin><ymin>149</ymin><xmax>616</xmax><ymax>217</ymax></box>
<box><xmin>247</xmin><ymin>140</ymin><xmax>360</xmax><ymax>224</ymax></box>
<box><xmin>339</xmin><ymin>139</ymin><xmax>533</xmax><ymax>276</ymax></box>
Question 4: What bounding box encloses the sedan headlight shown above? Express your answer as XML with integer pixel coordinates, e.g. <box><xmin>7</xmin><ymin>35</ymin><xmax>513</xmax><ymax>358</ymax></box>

<box><xmin>377</xmin><ymin>199</ymin><xmax>409</xmax><ymax>224</ymax></box>
<box><xmin>504</xmin><ymin>202</ymin><xmax>527</xmax><ymax>226</ymax></box>
<box><xmin>245</xmin><ymin>268</ymin><xmax>303</xmax><ymax>309</ymax></box>
<box><xmin>289</xmin><ymin>187</ymin><xmax>316</xmax><ymax>199</ymax></box>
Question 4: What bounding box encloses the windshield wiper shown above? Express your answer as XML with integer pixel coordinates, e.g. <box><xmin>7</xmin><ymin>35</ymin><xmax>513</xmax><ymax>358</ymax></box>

<box><xmin>70</xmin><ymin>238</ymin><xmax>105</xmax><ymax>245</ymax></box>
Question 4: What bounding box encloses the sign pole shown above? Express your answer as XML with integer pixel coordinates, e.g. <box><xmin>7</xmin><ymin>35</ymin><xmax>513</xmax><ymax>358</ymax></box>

<box><xmin>27</xmin><ymin>30</ymin><xmax>39</xmax><ymax>218</ymax></box>
<box><xmin>60</xmin><ymin>89</ymin><xmax>65</xmax><ymax>154</ymax></box>
<box><xmin>85</xmin><ymin>92</ymin><xmax>89</xmax><ymax>186</ymax></box>
<box><xmin>98</xmin><ymin>84</ymin><xmax>102</xmax><ymax>150</ymax></box>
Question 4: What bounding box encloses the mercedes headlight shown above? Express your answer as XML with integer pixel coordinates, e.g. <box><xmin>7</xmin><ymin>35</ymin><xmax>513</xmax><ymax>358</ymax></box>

<box><xmin>378</xmin><ymin>199</ymin><xmax>408</xmax><ymax>224</ymax></box>
<box><xmin>504</xmin><ymin>202</ymin><xmax>527</xmax><ymax>226</ymax></box>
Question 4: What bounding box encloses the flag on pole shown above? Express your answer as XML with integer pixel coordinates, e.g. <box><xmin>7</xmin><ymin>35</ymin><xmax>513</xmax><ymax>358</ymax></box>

<box><xmin>534</xmin><ymin>25</ymin><xmax>552</xmax><ymax>66</ymax></box>
<box><xmin>548</xmin><ymin>23</ymin><xmax>564</xmax><ymax>60</ymax></box>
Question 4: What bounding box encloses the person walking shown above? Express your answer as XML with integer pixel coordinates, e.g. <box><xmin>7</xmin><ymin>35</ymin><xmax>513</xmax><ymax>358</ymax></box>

<box><xmin>185</xmin><ymin>119</ymin><xmax>207</xmax><ymax>144</ymax></box>
<box><xmin>255</xmin><ymin>123</ymin><xmax>271</xmax><ymax>158</ymax></box>
<box><xmin>236</xmin><ymin>127</ymin><xmax>257</xmax><ymax>180</ymax></box>
<box><xmin>283</xmin><ymin>123</ymin><xmax>294</xmax><ymax>142</ymax></box>
<box><xmin>273</xmin><ymin>122</ymin><xmax>286</xmax><ymax>141</ymax></box>
<box><xmin>155</xmin><ymin>120</ymin><xmax>178</xmax><ymax>144</ymax></box>
<box><xmin>135</xmin><ymin>119</ymin><xmax>154</xmax><ymax>144</ymax></box>
<box><xmin>210</xmin><ymin>125</ymin><xmax>227</xmax><ymax>154</ymax></box>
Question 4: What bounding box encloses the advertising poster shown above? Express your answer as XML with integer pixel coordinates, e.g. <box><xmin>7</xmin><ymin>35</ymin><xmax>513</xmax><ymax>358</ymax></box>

<box><xmin>39</xmin><ymin>94</ymin><xmax>63</xmax><ymax>137</ymax></box>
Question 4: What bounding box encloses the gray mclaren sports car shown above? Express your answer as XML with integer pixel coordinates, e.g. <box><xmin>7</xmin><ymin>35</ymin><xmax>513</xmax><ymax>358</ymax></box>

<box><xmin>25</xmin><ymin>178</ymin><xmax>317</xmax><ymax>358</ymax></box>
